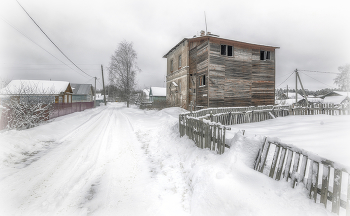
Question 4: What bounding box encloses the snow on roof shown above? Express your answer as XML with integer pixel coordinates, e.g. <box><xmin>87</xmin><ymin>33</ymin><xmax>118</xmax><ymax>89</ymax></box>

<box><xmin>150</xmin><ymin>87</ymin><xmax>166</xmax><ymax>97</ymax></box>
<box><xmin>0</xmin><ymin>80</ymin><xmax>70</xmax><ymax>95</ymax></box>
<box><xmin>71</xmin><ymin>83</ymin><xmax>93</xmax><ymax>95</ymax></box>
<box><xmin>142</xmin><ymin>89</ymin><xmax>150</xmax><ymax>99</ymax></box>
<box><xmin>331</xmin><ymin>91</ymin><xmax>349</xmax><ymax>97</ymax></box>
<box><xmin>323</xmin><ymin>95</ymin><xmax>349</xmax><ymax>104</ymax></box>
<box><xmin>171</xmin><ymin>82</ymin><xmax>178</xmax><ymax>87</ymax></box>
<box><xmin>95</xmin><ymin>93</ymin><xmax>107</xmax><ymax>100</ymax></box>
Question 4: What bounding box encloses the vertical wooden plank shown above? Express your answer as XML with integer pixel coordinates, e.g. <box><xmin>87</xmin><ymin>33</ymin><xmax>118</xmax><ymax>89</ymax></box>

<box><xmin>291</xmin><ymin>153</ymin><xmax>301</xmax><ymax>188</ymax></box>
<box><xmin>332</xmin><ymin>169</ymin><xmax>342</xmax><ymax>214</ymax></box>
<box><xmin>275</xmin><ymin>148</ymin><xmax>287</xmax><ymax>180</ymax></box>
<box><xmin>254</xmin><ymin>139</ymin><xmax>266</xmax><ymax>171</ymax></box>
<box><xmin>299</xmin><ymin>155</ymin><xmax>308</xmax><ymax>185</ymax></box>
<box><xmin>212</xmin><ymin>125</ymin><xmax>216</xmax><ymax>151</ymax></box>
<box><xmin>259</xmin><ymin>140</ymin><xmax>271</xmax><ymax>173</ymax></box>
<box><xmin>269</xmin><ymin>145</ymin><xmax>280</xmax><ymax>178</ymax></box>
<box><xmin>283</xmin><ymin>150</ymin><xmax>293</xmax><ymax>181</ymax></box>
<box><xmin>309</xmin><ymin>161</ymin><xmax>319</xmax><ymax>203</ymax></box>
<box><xmin>320</xmin><ymin>165</ymin><xmax>330</xmax><ymax>208</ymax></box>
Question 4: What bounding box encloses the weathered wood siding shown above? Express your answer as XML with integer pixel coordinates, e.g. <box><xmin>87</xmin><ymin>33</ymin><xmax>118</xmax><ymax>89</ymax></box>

<box><xmin>252</xmin><ymin>49</ymin><xmax>275</xmax><ymax>106</ymax></box>
<box><xmin>196</xmin><ymin>40</ymin><xmax>209</xmax><ymax>107</ymax></box>
<box><xmin>202</xmin><ymin>39</ymin><xmax>275</xmax><ymax>108</ymax></box>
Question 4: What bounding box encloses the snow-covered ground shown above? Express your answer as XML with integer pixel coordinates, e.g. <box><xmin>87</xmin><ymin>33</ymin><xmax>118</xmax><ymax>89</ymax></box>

<box><xmin>0</xmin><ymin>103</ymin><xmax>343</xmax><ymax>216</ymax></box>
<box><xmin>226</xmin><ymin>114</ymin><xmax>350</xmax><ymax>167</ymax></box>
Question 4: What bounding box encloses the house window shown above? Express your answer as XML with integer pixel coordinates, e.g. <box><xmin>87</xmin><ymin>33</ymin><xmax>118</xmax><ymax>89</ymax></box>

<box><xmin>179</xmin><ymin>82</ymin><xmax>181</xmax><ymax>92</ymax></box>
<box><xmin>227</xmin><ymin>46</ymin><xmax>233</xmax><ymax>56</ymax></box>
<box><xmin>260</xmin><ymin>50</ymin><xmax>271</xmax><ymax>60</ymax></box>
<box><xmin>193</xmin><ymin>88</ymin><xmax>196</xmax><ymax>93</ymax></box>
<box><xmin>170</xmin><ymin>59</ymin><xmax>174</xmax><ymax>72</ymax></box>
<box><xmin>178</xmin><ymin>54</ymin><xmax>182</xmax><ymax>69</ymax></box>
<box><xmin>221</xmin><ymin>45</ymin><xmax>233</xmax><ymax>56</ymax></box>
<box><xmin>199</xmin><ymin>75</ymin><xmax>206</xmax><ymax>86</ymax></box>
<box><xmin>221</xmin><ymin>45</ymin><xmax>226</xmax><ymax>55</ymax></box>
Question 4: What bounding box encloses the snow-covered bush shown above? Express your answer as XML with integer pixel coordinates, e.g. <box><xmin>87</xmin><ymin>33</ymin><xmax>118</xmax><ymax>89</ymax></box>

<box><xmin>1</xmin><ymin>84</ymin><xmax>56</xmax><ymax>130</ymax></box>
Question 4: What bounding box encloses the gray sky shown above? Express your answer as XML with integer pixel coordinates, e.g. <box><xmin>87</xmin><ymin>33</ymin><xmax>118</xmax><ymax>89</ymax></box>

<box><xmin>1</xmin><ymin>0</ymin><xmax>349</xmax><ymax>90</ymax></box>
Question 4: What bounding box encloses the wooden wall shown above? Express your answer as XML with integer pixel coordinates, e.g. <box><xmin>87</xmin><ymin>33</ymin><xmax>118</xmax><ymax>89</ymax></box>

<box><xmin>192</xmin><ymin>38</ymin><xmax>276</xmax><ymax>108</ymax></box>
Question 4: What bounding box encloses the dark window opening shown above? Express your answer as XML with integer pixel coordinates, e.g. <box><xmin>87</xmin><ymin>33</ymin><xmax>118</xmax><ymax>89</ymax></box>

<box><xmin>170</xmin><ymin>59</ymin><xmax>174</xmax><ymax>72</ymax></box>
<box><xmin>260</xmin><ymin>50</ymin><xmax>271</xmax><ymax>60</ymax></box>
<box><xmin>260</xmin><ymin>51</ymin><xmax>265</xmax><ymax>60</ymax></box>
<box><xmin>221</xmin><ymin>45</ymin><xmax>227</xmax><ymax>55</ymax></box>
<box><xmin>228</xmin><ymin>46</ymin><xmax>233</xmax><ymax>56</ymax></box>
<box><xmin>193</xmin><ymin>88</ymin><xmax>196</xmax><ymax>93</ymax></box>
<box><xmin>199</xmin><ymin>75</ymin><xmax>206</xmax><ymax>86</ymax></box>
<box><xmin>266</xmin><ymin>51</ymin><xmax>271</xmax><ymax>60</ymax></box>
<box><xmin>178</xmin><ymin>54</ymin><xmax>182</xmax><ymax>69</ymax></box>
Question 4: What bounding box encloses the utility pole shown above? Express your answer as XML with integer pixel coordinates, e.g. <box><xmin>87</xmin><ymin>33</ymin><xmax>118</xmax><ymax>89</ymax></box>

<box><xmin>94</xmin><ymin>77</ymin><xmax>97</xmax><ymax>108</ymax></box>
<box><xmin>295</xmin><ymin>69</ymin><xmax>298</xmax><ymax>104</ymax></box>
<box><xmin>295</xmin><ymin>69</ymin><xmax>309</xmax><ymax>106</ymax></box>
<box><xmin>101</xmin><ymin>65</ymin><xmax>107</xmax><ymax>105</ymax></box>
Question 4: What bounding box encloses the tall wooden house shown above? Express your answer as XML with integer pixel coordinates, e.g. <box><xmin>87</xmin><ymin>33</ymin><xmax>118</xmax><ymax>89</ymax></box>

<box><xmin>163</xmin><ymin>31</ymin><xmax>279</xmax><ymax>110</ymax></box>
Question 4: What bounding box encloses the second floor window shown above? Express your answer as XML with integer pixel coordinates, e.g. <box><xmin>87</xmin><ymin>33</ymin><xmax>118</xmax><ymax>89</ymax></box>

<box><xmin>260</xmin><ymin>51</ymin><xmax>271</xmax><ymax>60</ymax></box>
<box><xmin>170</xmin><ymin>59</ymin><xmax>174</xmax><ymax>72</ymax></box>
<box><xmin>199</xmin><ymin>75</ymin><xmax>206</xmax><ymax>86</ymax></box>
<box><xmin>221</xmin><ymin>45</ymin><xmax>233</xmax><ymax>56</ymax></box>
<box><xmin>178</xmin><ymin>55</ymin><xmax>182</xmax><ymax>69</ymax></box>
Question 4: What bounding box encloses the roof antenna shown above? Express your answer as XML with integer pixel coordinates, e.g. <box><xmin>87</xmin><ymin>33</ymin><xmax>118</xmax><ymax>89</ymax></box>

<box><xmin>204</xmin><ymin>11</ymin><xmax>208</xmax><ymax>35</ymax></box>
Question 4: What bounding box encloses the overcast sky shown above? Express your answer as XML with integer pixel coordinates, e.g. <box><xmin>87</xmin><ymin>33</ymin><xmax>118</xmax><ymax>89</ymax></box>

<box><xmin>1</xmin><ymin>0</ymin><xmax>349</xmax><ymax>90</ymax></box>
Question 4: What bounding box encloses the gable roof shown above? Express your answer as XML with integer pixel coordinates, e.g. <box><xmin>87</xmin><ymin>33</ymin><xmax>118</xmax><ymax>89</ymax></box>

<box><xmin>0</xmin><ymin>80</ymin><xmax>71</xmax><ymax>95</ymax></box>
<box><xmin>150</xmin><ymin>87</ymin><xmax>166</xmax><ymax>97</ymax></box>
<box><xmin>71</xmin><ymin>83</ymin><xmax>93</xmax><ymax>95</ymax></box>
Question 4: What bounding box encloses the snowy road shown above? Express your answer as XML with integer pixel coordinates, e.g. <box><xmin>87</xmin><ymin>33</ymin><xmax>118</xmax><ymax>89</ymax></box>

<box><xmin>0</xmin><ymin>103</ymin><xmax>337</xmax><ymax>216</ymax></box>
<box><xmin>0</xmin><ymin>104</ymin><xmax>185</xmax><ymax>216</ymax></box>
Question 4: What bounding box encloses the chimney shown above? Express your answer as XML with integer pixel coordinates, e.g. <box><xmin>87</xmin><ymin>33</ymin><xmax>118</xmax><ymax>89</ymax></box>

<box><xmin>200</xmin><ymin>30</ymin><xmax>205</xmax><ymax>36</ymax></box>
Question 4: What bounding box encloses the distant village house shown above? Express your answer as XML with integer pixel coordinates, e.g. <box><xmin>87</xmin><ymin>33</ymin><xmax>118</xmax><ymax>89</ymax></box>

<box><xmin>0</xmin><ymin>80</ymin><xmax>73</xmax><ymax>104</ymax></box>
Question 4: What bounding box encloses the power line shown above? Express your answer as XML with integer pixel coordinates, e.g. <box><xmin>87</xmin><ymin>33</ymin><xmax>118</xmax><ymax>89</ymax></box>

<box><xmin>277</xmin><ymin>71</ymin><xmax>294</xmax><ymax>87</ymax></box>
<box><xmin>299</xmin><ymin>71</ymin><xmax>335</xmax><ymax>88</ymax></box>
<box><xmin>0</xmin><ymin>16</ymin><xmax>91</xmax><ymax>78</ymax></box>
<box><xmin>16</xmin><ymin>0</ymin><xmax>93</xmax><ymax>78</ymax></box>
<box><xmin>298</xmin><ymin>70</ymin><xmax>339</xmax><ymax>74</ymax></box>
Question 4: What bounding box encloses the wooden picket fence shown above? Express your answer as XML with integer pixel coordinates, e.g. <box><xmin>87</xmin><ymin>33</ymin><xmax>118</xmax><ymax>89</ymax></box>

<box><xmin>254</xmin><ymin>138</ymin><xmax>350</xmax><ymax>215</ymax></box>
<box><xmin>290</xmin><ymin>103</ymin><xmax>350</xmax><ymax>116</ymax></box>
<box><xmin>179</xmin><ymin>115</ymin><xmax>231</xmax><ymax>154</ymax></box>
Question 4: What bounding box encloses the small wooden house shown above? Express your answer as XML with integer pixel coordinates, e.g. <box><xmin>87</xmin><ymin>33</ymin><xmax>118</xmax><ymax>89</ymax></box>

<box><xmin>71</xmin><ymin>83</ymin><xmax>93</xmax><ymax>102</ymax></box>
<box><xmin>149</xmin><ymin>87</ymin><xmax>166</xmax><ymax>103</ymax></box>
<box><xmin>163</xmin><ymin>31</ymin><xmax>279</xmax><ymax>110</ymax></box>
<box><xmin>0</xmin><ymin>80</ymin><xmax>73</xmax><ymax>104</ymax></box>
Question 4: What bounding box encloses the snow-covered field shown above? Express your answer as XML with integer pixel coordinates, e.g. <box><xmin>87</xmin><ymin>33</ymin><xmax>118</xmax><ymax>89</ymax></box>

<box><xmin>0</xmin><ymin>103</ymin><xmax>344</xmax><ymax>216</ymax></box>
<box><xmin>226</xmin><ymin>114</ymin><xmax>350</xmax><ymax>167</ymax></box>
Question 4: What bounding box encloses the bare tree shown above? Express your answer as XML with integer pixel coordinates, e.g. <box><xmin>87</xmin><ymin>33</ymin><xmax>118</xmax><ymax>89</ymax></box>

<box><xmin>334</xmin><ymin>64</ymin><xmax>350</xmax><ymax>92</ymax></box>
<box><xmin>108</xmin><ymin>41</ymin><xmax>140</xmax><ymax>107</ymax></box>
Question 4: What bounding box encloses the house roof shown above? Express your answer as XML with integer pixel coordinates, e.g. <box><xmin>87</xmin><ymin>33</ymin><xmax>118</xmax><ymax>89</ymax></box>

<box><xmin>150</xmin><ymin>87</ymin><xmax>166</xmax><ymax>97</ymax></box>
<box><xmin>163</xmin><ymin>35</ymin><xmax>280</xmax><ymax>58</ymax></box>
<box><xmin>323</xmin><ymin>95</ymin><xmax>349</xmax><ymax>104</ymax></box>
<box><xmin>142</xmin><ymin>89</ymin><xmax>150</xmax><ymax>99</ymax></box>
<box><xmin>0</xmin><ymin>80</ymin><xmax>71</xmax><ymax>95</ymax></box>
<box><xmin>95</xmin><ymin>93</ymin><xmax>107</xmax><ymax>100</ymax></box>
<box><xmin>71</xmin><ymin>83</ymin><xmax>93</xmax><ymax>95</ymax></box>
